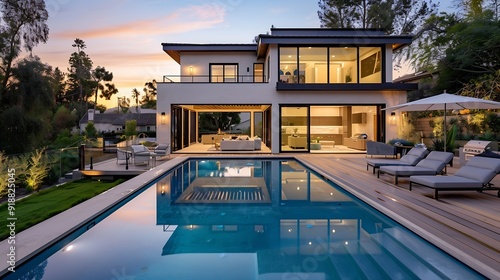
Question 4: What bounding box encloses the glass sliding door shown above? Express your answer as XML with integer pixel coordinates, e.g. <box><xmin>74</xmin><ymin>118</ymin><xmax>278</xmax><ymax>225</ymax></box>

<box><xmin>281</xmin><ymin>106</ymin><xmax>309</xmax><ymax>152</ymax></box>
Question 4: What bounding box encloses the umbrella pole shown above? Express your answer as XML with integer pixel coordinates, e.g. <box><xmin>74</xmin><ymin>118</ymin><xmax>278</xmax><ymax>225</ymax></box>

<box><xmin>444</xmin><ymin>104</ymin><xmax>447</xmax><ymax>152</ymax></box>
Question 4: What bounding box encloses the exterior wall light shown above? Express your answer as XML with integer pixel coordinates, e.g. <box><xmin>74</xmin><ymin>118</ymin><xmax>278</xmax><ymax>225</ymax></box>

<box><xmin>390</xmin><ymin>112</ymin><xmax>396</xmax><ymax>125</ymax></box>
<box><xmin>161</xmin><ymin>112</ymin><xmax>166</xmax><ymax>125</ymax></box>
<box><xmin>189</xmin><ymin>66</ymin><xmax>193</xmax><ymax>75</ymax></box>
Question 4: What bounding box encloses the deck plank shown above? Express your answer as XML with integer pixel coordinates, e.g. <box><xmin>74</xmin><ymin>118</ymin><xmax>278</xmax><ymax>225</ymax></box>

<box><xmin>295</xmin><ymin>154</ymin><xmax>500</xmax><ymax>279</ymax></box>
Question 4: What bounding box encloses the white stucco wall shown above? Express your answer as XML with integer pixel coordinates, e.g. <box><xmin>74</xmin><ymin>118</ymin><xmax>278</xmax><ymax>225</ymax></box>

<box><xmin>157</xmin><ymin>44</ymin><xmax>407</xmax><ymax>152</ymax></box>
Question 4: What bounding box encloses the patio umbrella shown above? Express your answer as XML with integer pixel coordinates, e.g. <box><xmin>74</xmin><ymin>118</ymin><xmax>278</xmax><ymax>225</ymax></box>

<box><xmin>384</xmin><ymin>93</ymin><xmax>500</xmax><ymax>152</ymax></box>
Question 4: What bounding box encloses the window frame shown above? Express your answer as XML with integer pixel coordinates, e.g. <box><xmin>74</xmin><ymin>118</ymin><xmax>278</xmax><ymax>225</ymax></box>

<box><xmin>209</xmin><ymin>63</ymin><xmax>239</xmax><ymax>83</ymax></box>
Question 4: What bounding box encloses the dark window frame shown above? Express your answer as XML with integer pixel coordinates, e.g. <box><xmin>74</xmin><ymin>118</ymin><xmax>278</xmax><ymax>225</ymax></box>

<box><xmin>209</xmin><ymin>63</ymin><xmax>239</xmax><ymax>83</ymax></box>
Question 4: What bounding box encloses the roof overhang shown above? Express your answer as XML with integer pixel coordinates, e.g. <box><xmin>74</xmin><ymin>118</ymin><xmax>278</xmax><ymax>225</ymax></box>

<box><xmin>257</xmin><ymin>28</ymin><xmax>413</xmax><ymax>58</ymax></box>
<box><xmin>162</xmin><ymin>43</ymin><xmax>257</xmax><ymax>64</ymax></box>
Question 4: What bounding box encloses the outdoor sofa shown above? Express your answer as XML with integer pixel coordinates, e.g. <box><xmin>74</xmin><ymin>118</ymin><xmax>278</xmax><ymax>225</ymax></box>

<box><xmin>366</xmin><ymin>147</ymin><xmax>428</xmax><ymax>174</ymax></box>
<box><xmin>377</xmin><ymin>151</ymin><xmax>454</xmax><ymax>185</ymax></box>
<box><xmin>220</xmin><ymin>136</ymin><xmax>261</xmax><ymax>151</ymax></box>
<box><xmin>409</xmin><ymin>156</ymin><xmax>500</xmax><ymax>199</ymax></box>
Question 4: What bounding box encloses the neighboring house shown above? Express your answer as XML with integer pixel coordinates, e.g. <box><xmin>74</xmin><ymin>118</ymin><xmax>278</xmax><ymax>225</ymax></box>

<box><xmin>79</xmin><ymin>109</ymin><xmax>157</xmax><ymax>134</ymax></box>
<box><xmin>157</xmin><ymin>28</ymin><xmax>417</xmax><ymax>153</ymax></box>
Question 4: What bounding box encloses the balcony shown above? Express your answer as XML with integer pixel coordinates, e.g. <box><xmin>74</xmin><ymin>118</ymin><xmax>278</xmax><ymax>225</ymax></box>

<box><xmin>163</xmin><ymin>75</ymin><xmax>267</xmax><ymax>83</ymax></box>
<box><xmin>276</xmin><ymin>81</ymin><xmax>418</xmax><ymax>91</ymax></box>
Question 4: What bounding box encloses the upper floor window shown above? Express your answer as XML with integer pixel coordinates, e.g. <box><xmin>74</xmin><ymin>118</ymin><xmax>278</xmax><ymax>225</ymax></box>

<box><xmin>279</xmin><ymin>46</ymin><xmax>382</xmax><ymax>84</ymax></box>
<box><xmin>210</xmin><ymin>63</ymin><xmax>238</xmax><ymax>83</ymax></box>
<box><xmin>254</xmin><ymin>63</ymin><xmax>264</xmax><ymax>82</ymax></box>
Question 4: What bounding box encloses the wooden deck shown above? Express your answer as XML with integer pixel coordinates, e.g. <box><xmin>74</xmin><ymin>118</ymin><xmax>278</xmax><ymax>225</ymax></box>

<box><xmin>294</xmin><ymin>154</ymin><xmax>500</xmax><ymax>279</ymax></box>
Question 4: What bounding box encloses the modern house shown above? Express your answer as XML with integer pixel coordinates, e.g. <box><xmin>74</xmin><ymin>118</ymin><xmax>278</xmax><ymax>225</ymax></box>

<box><xmin>157</xmin><ymin>28</ymin><xmax>417</xmax><ymax>153</ymax></box>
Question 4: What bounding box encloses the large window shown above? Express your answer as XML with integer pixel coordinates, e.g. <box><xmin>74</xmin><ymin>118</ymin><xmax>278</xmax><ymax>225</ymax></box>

<box><xmin>278</xmin><ymin>46</ymin><xmax>382</xmax><ymax>84</ymax></box>
<box><xmin>279</xmin><ymin>47</ymin><xmax>297</xmax><ymax>83</ymax></box>
<box><xmin>299</xmin><ymin>47</ymin><xmax>327</xmax><ymax>83</ymax></box>
<box><xmin>330</xmin><ymin>47</ymin><xmax>357</xmax><ymax>83</ymax></box>
<box><xmin>359</xmin><ymin>47</ymin><xmax>381</xmax><ymax>83</ymax></box>
<box><xmin>210</xmin><ymin>64</ymin><xmax>238</xmax><ymax>83</ymax></box>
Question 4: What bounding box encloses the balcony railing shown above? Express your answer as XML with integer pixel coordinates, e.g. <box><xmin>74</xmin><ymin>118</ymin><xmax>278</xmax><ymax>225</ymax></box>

<box><xmin>162</xmin><ymin>75</ymin><xmax>267</xmax><ymax>83</ymax></box>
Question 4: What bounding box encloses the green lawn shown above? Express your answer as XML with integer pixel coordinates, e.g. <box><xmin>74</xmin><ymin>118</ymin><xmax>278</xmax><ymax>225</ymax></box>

<box><xmin>0</xmin><ymin>178</ymin><xmax>125</xmax><ymax>240</ymax></box>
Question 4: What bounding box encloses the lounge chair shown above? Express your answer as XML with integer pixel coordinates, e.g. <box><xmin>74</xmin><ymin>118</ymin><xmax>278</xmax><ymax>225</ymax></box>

<box><xmin>366</xmin><ymin>147</ymin><xmax>428</xmax><ymax>174</ymax></box>
<box><xmin>154</xmin><ymin>144</ymin><xmax>170</xmax><ymax>158</ymax></box>
<box><xmin>377</xmin><ymin>151</ymin><xmax>454</xmax><ymax>185</ymax></box>
<box><xmin>116</xmin><ymin>149</ymin><xmax>131</xmax><ymax>165</ymax></box>
<box><xmin>409</xmin><ymin>156</ymin><xmax>500</xmax><ymax>199</ymax></box>
<box><xmin>131</xmin><ymin>144</ymin><xmax>153</xmax><ymax>166</ymax></box>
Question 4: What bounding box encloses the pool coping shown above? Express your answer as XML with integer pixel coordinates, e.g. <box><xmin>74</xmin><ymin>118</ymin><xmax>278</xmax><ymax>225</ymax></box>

<box><xmin>1</xmin><ymin>154</ymin><xmax>497</xmax><ymax>278</ymax></box>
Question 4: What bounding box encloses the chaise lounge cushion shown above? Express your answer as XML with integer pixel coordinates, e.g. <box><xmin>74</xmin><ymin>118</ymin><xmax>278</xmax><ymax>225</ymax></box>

<box><xmin>380</xmin><ymin>159</ymin><xmax>446</xmax><ymax>176</ymax></box>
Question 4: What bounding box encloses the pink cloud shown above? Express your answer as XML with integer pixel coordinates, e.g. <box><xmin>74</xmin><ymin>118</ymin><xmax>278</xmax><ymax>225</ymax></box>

<box><xmin>54</xmin><ymin>4</ymin><xmax>226</xmax><ymax>39</ymax></box>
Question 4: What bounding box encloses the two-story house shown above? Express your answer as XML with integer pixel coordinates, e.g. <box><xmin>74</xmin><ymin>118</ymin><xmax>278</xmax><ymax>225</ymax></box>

<box><xmin>157</xmin><ymin>28</ymin><xmax>416</xmax><ymax>153</ymax></box>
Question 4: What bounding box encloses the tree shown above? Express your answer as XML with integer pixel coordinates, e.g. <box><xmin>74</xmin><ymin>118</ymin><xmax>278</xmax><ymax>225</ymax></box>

<box><xmin>66</xmin><ymin>38</ymin><xmax>93</xmax><ymax>104</ymax></box>
<box><xmin>318</xmin><ymin>0</ymin><xmax>359</xmax><ymax>28</ymax></box>
<box><xmin>91</xmin><ymin>66</ymin><xmax>118</xmax><ymax>109</ymax></box>
<box><xmin>52</xmin><ymin>67</ymin><xmax>67</xmax><ymax>105</ymax></box>
<box><xmin>131</xmin><ymin>88</ymin><xmax>140</xmax><ymax>113</ymax></box>
<box><xmin>433</xmin><ymin>14</ymin><xmax>500</xmax><ymax>95</ymax></box>
<box><xmin>317</xmin><ymin>0</ymin><xmax>437</xmax><ymax>35</ymax></box>
<box><xmin>0</xmin><ymin>56</ymin><xmax>56</xmax><ymax>153</ymax></box>
<box><xmin>124</xmin><ymin>119</ymin><xmax>137</xmax><ymax>139</ymax></box>
<box><xmin>84</xmin><ymin>121</ymin><xmax>97</xmax><ymax>139</ymax></box>
<box><xmin>140</xmin><ymin>80</ymin><xmax>157</xmax><ymax>108</ymax></box>
<box><xmin>0</xmin><ymin>0</ymin><xmax>49</xmax><ymax>98</ymax></box>
<box><xmin>118</xmin><ymin>96</ymin><xmax>130</xmax><ymax>113</ymax></box>
<box><xmin>199</xmin><ymin>112</ymin><xmax>241</xmax><ymax>132</ymax></box>
<box><xmin>51</xmin><ymin>106</ymin><xmax>77</xmax><ymax>137</ymax></box>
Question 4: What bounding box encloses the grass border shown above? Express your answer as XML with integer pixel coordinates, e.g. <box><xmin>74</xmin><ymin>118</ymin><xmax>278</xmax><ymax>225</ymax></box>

<box><xmin>0</xmin><ymin>178</ymin><xmax>125</xmax><ymax>240</ymax></box>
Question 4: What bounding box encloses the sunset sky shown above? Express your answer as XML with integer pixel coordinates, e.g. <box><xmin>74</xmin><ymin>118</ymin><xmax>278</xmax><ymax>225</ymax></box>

<box><xmin>31</xmin><ymin>0</ymin><xmax>454</xmax><ymax>108</ymax></box>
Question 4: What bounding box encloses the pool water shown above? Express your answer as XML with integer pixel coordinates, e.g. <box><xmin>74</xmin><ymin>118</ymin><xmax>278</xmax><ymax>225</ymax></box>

<box><xmin>5</xmin><ymin>159</ymin><xmax>484</xmax><ymax>279</ymax></box>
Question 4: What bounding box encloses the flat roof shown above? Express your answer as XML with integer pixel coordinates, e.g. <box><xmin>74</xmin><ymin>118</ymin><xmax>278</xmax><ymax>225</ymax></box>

<box><xmin>161</xmin><ymin>43</ymin><xmax>257</xmax><ymax>64</ymax></box>
<box><xmin>162</xmin><ymin>28</ymin><xmax>414</xmax><ymax>62</ymax></box>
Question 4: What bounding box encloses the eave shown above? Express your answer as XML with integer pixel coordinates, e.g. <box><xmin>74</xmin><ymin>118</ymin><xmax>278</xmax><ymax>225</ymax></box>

<box><xmin>162</xmin><ymin>43</ymin><xmax>257</xmax><ymax>64</ymax></box>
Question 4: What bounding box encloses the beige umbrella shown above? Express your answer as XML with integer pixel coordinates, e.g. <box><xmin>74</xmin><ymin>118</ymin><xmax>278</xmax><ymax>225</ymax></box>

<box><xmin>384</xmin><ymin>93</ymin><xmax>500</xmax><ymax>152</ymax></box>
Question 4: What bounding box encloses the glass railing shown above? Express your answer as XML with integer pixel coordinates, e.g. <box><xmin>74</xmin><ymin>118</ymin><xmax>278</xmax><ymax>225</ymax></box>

<box><xmin>163</xmin><ymin>75</ymin><xmax>267</xmax><ymax>83</ymax></box>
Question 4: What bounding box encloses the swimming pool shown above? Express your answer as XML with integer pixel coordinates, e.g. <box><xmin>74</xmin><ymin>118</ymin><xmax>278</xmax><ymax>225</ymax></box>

<box><xmin>5</xmin><ymin>159</ymin><xmax>484</xmax><ymax>279</ymax></box>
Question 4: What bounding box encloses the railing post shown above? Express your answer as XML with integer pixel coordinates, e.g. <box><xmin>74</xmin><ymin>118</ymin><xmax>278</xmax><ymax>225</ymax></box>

<box><xmin>79</xmin><ymin>144</ymin><xmax>85</xmax><ymax>170</ymax></box>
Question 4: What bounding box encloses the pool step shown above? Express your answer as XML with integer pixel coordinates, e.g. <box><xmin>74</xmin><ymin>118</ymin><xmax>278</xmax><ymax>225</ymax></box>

<box><xmin>343</xmin><ymin>241</ymin><xmax>391</xmax><ymax>280</ymax></box>
<box><xmin>358</xmin><ymin>238</ymin><xmax>414</xmax><ymax>279</ymax></box>
<box><xmin>328</xmin><ymin>245</ymin><xmax>365</xmax><ymax>279</ymax></box>
<box><xmin>382</xmin><ymin>227</ymin><xmax>480</xmax><ymax>280</ymax></box>
<box><xmin>370</xmin><ymin>232</ymin><xmax>443</xmax><ymax>280</ymax></box>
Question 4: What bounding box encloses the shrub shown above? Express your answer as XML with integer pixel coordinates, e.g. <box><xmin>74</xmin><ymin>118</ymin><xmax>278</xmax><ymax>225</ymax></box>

<box><xmin>388</xmin><ymin>138</ymin><xmax>414</xmax><ymax>146</ymax></box>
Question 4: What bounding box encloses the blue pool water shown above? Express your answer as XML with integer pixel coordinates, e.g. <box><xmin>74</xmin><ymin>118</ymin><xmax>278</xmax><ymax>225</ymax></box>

<box><xmin>5</xmin><ymin>159</ymin><xmax>484</xmax><ymax>279</ymax></box>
